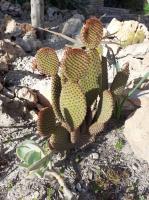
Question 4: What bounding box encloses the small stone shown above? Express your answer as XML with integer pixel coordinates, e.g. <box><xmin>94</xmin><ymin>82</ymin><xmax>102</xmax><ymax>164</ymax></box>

<box><xmin>88</xmin><ymin>171</ymin><xmax>93</xmax><ymax>180</ymax></box>
<box><xmin>29</xmin><ymin>110</ymin><xmax>38</xmax><ymax>121</ymax></box>
<box><xmin>76</xmin><ymin>183</ymin><xmax>82</xmax><ymax>192</ymax></box>
<box><xmin>132</xmin><ymin>163</ymin><xmax>138</xmax><ymax>171</ymax></box>
<box><xmin>92</xmin><ymin>153</ymin><xmax>99</xmax><ymax>160</ymax></box>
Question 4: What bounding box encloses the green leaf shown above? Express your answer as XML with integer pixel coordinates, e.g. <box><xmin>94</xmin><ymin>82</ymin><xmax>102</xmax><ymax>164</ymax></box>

<box><xmin>24</xmin><ymin>151</ymin><xmax>42</xmax><ymax>165</ymax></box>
<box><xmin>16</xmin><ymin>140</ymin><xmax>45</xmax><ymax>163</ymax></box>
<box><xmin>28</xmin><ymin>153</ymin><xmax>52</xmax><ymax>172</ymax></box>
<box><xmin>16</xmin><ymin>146</ymin><xmax>31</xmax><ymax>161</ymax></box>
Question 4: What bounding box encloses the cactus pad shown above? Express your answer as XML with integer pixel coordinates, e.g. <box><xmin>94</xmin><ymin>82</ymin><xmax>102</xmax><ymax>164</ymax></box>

<box><xmin>37</xmin><ymin>107</ymin><xmax>56</xmax><ymax>137</ymax></box>
<box><xmin>95</xmin><ymin>90</ymin><xmax>114</xmax><ymax>124</ymax></box>
<box><xmin>110</xmin><ymin>63</ymin><xmax>129</xmax><ymax>97</ymax></box>
<box><xmin>61</xmin><ymin>48</ymin><xmax>89</xmax><ymax>82</ymax></box>
<box><xmin>49</xmin><ymin>126</ymin><xmax>72</xmax><ymax>151</ymax></box>
<box><xmin>60</xmin><ymin>82</ymin><xmax>87</xmax><ymax>130</ymax></box>
<box><xmin>79</xmin><ymin>49</ymin><xmax>102</xmax><ymax>107</ymax></box>
<box><xmin>51</xmin><ymin>74</ymin><xmax>63</xmax><ymax>122</ymax></box>
<box><xmin>80</xmin><ymin>17</ymin><xmax>103</xmax><ymax>49</ymax></box>
<box><xmin>35</xmin><ymin>47</ymin><xmax>59</xmax><ymax>76</ymax></box>
<box><xmin>89</xmin><ymin>122</ymin><xmax>104</xmax><ymax>136</ymax></box>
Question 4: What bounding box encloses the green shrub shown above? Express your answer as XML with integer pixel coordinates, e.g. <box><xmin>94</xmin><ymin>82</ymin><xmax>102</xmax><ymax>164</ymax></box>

<box><xmin>144</xmin><ymin>3</ymin><xmax>149</xmax><ymax>15</ymax></box>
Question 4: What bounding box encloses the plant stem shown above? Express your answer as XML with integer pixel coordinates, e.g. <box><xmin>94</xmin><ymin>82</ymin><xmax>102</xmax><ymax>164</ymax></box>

<box><xmin>38</xmin><ymin>27</ymin><xmax>81</xmax><ymax>45</ymax></box>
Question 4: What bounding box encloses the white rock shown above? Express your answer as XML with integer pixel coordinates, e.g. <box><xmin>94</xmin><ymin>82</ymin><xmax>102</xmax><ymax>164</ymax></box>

<box><xmin>117</xmin><ymin>42</ymin><xmax>149</xmax><ymax>58</ymax></box>
<box><xmin>124</xmin><ymin>105</ymin><xmax>149</xmax><ymax>164</ymax></box>
<box><xmin>33</xmin><ymin>79</ymin><xmax>52</xmax><ymax>107</ymax></box>
<box><xmin>91</xmin><ymin>153</ymin><xmax>99</xmax><ymax>160</ymax></box>
<box><xmin>107</xmin><ymin>18</ymin><xmax>123</xmax><ymax>35</ymax></box>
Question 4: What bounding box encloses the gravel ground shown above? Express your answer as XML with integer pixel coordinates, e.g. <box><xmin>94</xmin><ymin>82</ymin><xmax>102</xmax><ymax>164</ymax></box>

<box><xmin>0</xmin><ymin>120</ymin><xmax>149</xmax><ymax>200</ymax></box>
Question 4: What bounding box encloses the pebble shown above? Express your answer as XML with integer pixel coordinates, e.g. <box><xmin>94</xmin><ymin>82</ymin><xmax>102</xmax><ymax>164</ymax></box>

<box><xmin>92</xmin><ymin>153</ymin><xmax>99</xmax><ymax>160</ymax></box>
<box><xmin>132</xmin><ymin>163</ymin><xmax>139</xmax><ymax>171</ymax></box>
<box><xmin>88</xmin><ymin>171</ymin><xmax>93</xmax><ymax>180</ymax></box>
<box><xmin>76</xmin><ymin>183</ymin><xmax>82</xmax><ymax>192</ymax></box>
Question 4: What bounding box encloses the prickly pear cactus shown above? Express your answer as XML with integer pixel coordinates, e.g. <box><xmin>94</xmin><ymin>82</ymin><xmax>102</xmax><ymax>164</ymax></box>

<box><xmin>35</xmin><ymin>17</ymin><xmax>129</xmax><ymax>152</ymax></box>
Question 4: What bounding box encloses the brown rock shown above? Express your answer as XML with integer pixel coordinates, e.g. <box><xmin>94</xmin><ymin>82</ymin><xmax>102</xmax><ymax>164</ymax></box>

<box><xmin>16</xmin><ymin>87</ymin><xmax>38</xmax><ymax>107</ymax></box>
<box><xmin>0</xmin><ymin>39</ymin><xmax>25</xmax><ymax>63</ymax></box>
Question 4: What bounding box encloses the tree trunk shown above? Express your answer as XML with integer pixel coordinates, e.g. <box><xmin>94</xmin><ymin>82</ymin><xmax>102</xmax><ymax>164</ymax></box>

<box><xmin>31</xmin><ymin>0</ymin><xmax>44</xmax><ymax>28</ymax></box>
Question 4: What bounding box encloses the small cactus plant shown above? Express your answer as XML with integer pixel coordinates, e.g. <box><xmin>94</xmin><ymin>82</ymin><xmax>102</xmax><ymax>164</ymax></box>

<box><xmin>35</xmin><ymin>17</ymin><xmax>129</xmax><ymax>152</ymax></box>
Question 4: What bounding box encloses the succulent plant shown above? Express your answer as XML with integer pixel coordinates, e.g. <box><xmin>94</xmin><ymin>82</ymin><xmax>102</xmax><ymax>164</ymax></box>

<box><xmin>35</xmin><ymin>17</ymin><xmax>129</xmax><ymax>152</ymax></box>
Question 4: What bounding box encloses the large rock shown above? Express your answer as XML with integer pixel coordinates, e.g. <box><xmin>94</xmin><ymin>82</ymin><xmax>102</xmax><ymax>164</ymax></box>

<box><xmin>62</xmin><ymin>14</ymin><xmax>84</xmax><ymax>36</ymax></box>
<box><xmin>117</xmin><ymin>42</ymin><xmax>149</xmax><ymax>58</ymax></box>
<box><xmin>0</xmin><ymin>39</ymin><xmax>25</xmax><ymax>62</ymax></box>
<box><xmin>107</xmin><ymin>18</ymin><xmax>149</xmax><ymax>47</ymax></box>
<box><xmin>124</xmin><ymin>105</ymin><xmax>149</xmax><ymax>164</ymax></box>
<box><xmin>47</xmin><ymin>6</ymin><xmax>63</xmax><ymax>22</ymax></box>
<box><xmin>4</xmin><ymin>18</ymin><xmax>22</xmax><ymax>37</ymax></box>
<box><xmin>21</xmin><ymin>31</ymin><xmax>42</xmax><ymax>52</ymax></box>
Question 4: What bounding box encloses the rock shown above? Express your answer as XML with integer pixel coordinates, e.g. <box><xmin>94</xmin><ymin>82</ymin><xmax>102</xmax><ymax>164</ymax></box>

<box><xmin>29</xmin><ymin>110</ymin><xmax>38</xmax><ymax>121</ymax></box>
<box><xmin>0</xmin><ymin>57</ymin><xmax>8</xmax><ymax>71</ymax></box>
<box><xmin>0</xmin><ymin>0</ymin><xmax>22</xmax><ymax>17</ymax></box>
<box><xmin>47</xmin><ymin>6</ymin><xmax>63</xmax><ymax>22</ymax></box>
<box><xmin>16</xmin><ymin>87</ymin><xmax>38</xmax><ymax>107</ymax></box>
<box><xmin>5</xmin><ymin>18</ymin><xmax>22</xmax><ymax>37</ymax></box>
<box><xmin>16</xmin><ymin>30</ymin><xmax>42</xmax><ymax>53</ymax></box>
<box><xmin>76</xmin><ymin>183</ymin><xmax>82</xmax><ymax>192</ymax></box>
<box><xmin>91</xmin><ymin>153</ymin><xmax>99</xmax><ymax>160</ymax></box>
<box><xmin>127</xmin><ymin>89</ymin><xmax>149</xmax><ymax>108</ymax></box>
<box><xmin>0</xmin><ymin>39</ymin><xmax>25</xmax><ymax>63</ymax></box>
<box><xmin>22</xmin><ymin>31</ymin><xmax>42</xmax><ymax>52</ymax></box>
<box><xmin>2</xmin><ymin>87</ymin><xmax>15</xmax><ymax>99</ymax></box>
<box><xmin>62</xmin><ymin>14</ymin><xmax>85</xmax><ymax>36</ymax></box>
<box><xmin>117</xmin><ymin>55</ymin><xmax>148</xmax><ymax>83</ymax></box>
<box><xmin>107</xmin><ymin>18</ymin><xmax>123</xmax><ymax>35</ymax></box>
<box><xmin>0</xmin><ymin>110</ymin><xmax>16</xmax><ymax>126</ymax></box>
<box><xmin>142</xmin><ymin>53</ymin><xmax>149</xmax><ymax>67</ymax></box>
<box><xmin>33</xmin><ymin>79</ymin><xmax>52</xmax><ymax>107</ymax></box>
<box><xmin>124</xmin><ymin>106</ymin><xmax>149</xmax><ymax>164</ymax></box>
<box><xmin>1</xmin><ymin>96</ymin><xmax>30</xmax><ymax>122</ymax></box>
<box><xmin>0</xmin><ymin>1</ymin><xmax>10</xmax><ymax>12</ymax></box>
<box><xmin>107</xmin><ymin>18</ymin><xmax>148</xmax><ymax>47</ymax></box>
<box><xmin>117</xmin><ymin>42</ymin><xmax>149</xmax><ymax>58</ymax></box>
